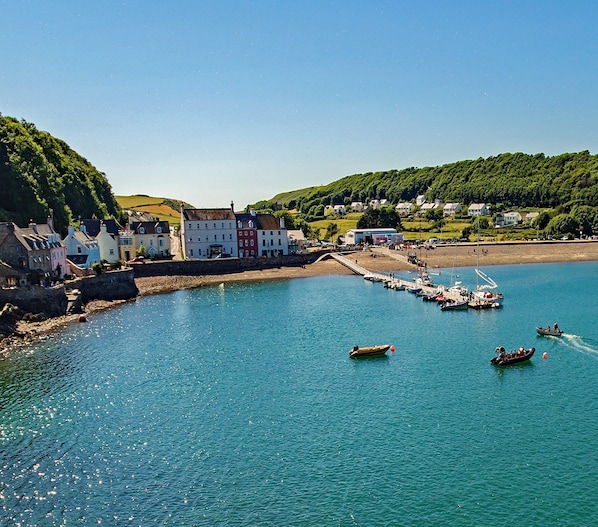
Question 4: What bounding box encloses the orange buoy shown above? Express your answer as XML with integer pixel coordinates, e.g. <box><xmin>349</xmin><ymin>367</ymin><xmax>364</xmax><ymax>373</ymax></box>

<box><xmin>542</xmin><ymin>352</ymin><xmax>548</xmax><ymax>359</ymax></box>
<box><xmin>390</xmin><ymin>345</ymin><xmax>395</xmax><ymax>352</ymax></box>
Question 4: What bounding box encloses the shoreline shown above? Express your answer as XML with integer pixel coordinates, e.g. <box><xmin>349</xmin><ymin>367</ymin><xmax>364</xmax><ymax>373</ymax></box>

<box><xmin>2</xmin><ymin>240</ymin><xmax>598</xmax><ymax>355</ymax></box>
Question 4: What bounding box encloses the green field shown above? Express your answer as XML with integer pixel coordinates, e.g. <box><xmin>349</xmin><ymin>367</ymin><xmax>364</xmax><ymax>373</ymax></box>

<box><xmin>116</xmin><ymin>195</ymin><xmax>185</xmax><ymax>227</ymax></box>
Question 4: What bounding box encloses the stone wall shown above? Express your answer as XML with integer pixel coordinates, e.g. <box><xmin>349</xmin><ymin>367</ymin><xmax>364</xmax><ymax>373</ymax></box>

<box><xmin>129</xmin><ymin>251</ymin><xmax>328</xmax><ymax>278</ymax></box>
<box><xmin>67</xmin><ymin>268</ymin><xmax>139</xmax><ymax>302</ymax></box>
<box><xmin>0</xmin><ymin>284</ymin><xmax>68</xmax><ymax>318</ymax></box>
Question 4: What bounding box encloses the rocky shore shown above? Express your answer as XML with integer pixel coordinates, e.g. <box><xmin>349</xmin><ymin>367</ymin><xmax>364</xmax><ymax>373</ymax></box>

<box><xmin>2</xmin><ymin>240</ymin><xmax>597</xmax><ymax>355</ymax></box>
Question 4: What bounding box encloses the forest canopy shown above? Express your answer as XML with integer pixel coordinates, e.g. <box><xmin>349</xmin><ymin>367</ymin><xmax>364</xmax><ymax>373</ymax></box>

<box><xmin>0</xmin><ymin>115</ymin><xmax>123</xmax><ymax>234</ymax></box>
<box><xmin>253</xmin><ymin>151</ymin><xmax>598</xmax><ymax>220</ymax></box>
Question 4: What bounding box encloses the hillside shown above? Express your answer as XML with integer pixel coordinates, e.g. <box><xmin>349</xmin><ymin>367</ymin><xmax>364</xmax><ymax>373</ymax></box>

<box><xmin>252</xmin><ymin>151</ymin><xmax>598</xmax><ymax>218</ymax></box>
<box><xmin>116</xmin><ymin>195</ymin><xmax>194</xmax><ymax>227</ymax></box>
<box><xmin>0</xmin><ymin>115</ymin><xmax>123</xmax><ymax>234</ymax></box>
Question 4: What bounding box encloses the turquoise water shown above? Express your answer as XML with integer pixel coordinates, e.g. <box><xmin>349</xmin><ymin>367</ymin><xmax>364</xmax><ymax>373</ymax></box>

<box><xmin>1</xmin><ymin>262</ymin><xmax>598</xmax><ymax>526</ymax></box>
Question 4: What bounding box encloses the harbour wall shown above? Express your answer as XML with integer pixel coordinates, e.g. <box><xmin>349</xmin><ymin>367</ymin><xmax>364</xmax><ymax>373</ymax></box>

<box><xmin>129</xmin><ymin>252</ymin><xmax>328</xmax><ymax>278</ymax></box>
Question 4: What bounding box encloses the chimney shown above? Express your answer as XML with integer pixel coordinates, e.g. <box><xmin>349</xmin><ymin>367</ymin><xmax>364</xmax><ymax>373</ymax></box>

<box><xmin>231</xmin><ymin>201</ymin><xmax>234</xmax><ymax>211</ymax></box>
<box><xmin>250</xmin><ymin>208</ymin><xmax>256</xmax><ymax>217</ymax></box>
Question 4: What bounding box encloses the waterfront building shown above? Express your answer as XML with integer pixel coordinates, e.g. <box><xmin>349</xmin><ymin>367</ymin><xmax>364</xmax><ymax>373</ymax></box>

<box><xmin>180</xmin><ymin>206</ymin><xmax>238</xmax><ymax>259</ymax></box>
<box><xmin>345</xmin><ymin>228</ymin><xmax>403</xmax><ymax>245</ymax></box>
<box><xmin>62</xmin><ymin>225</ymin><xmax>101</xmax><ymax>270</ymax></box>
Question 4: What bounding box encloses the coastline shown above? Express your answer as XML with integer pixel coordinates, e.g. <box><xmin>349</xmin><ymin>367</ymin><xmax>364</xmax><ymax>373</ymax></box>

<box><xmin>2</xmin><ymin>240</ymin><xmax>598</xmax><ymax>355</ymax></box>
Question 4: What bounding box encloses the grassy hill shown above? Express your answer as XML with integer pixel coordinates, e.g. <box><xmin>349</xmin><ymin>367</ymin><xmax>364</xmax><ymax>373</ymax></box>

<box><xmin>116</xmin><ymin>195</ymin><xmax>194</xmax><ymax>227</ymax></box>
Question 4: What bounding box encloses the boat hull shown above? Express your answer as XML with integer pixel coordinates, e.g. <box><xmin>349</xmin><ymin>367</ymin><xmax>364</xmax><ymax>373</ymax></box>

<box><xmin>491</xmin><ymin>347</ymin><xmax>535</xmax><ymax>366</ymax></box>
<box><xmin>349</xmin><ymin>345</ymin><xmax>390</xmax><ymax>358</ymax></box>
<box><xmin>536</xmin><ymin>327</ymin><xmax>563</xmax><ymax>337</ymax></box>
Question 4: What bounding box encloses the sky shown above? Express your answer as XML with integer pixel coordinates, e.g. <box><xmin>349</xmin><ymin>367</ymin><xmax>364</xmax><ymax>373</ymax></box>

<box><xmin>2</xmin><ymin>1</ymin><xmax>598</xmax><ymax>210</ymax></box>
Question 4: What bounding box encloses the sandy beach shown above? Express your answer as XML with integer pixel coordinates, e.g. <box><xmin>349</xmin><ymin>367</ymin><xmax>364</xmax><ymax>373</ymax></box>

<box><xmin>3</xmin><ymin>240</ymin><xmax>598</xmax><ymax>353</ymax></box>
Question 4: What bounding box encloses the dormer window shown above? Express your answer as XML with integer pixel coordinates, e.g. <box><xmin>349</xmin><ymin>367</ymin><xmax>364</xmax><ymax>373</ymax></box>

<box><xmin>157</xmin><ymin>226</ymin><xmax>162</xmax><ymax>234</ymax></box>
<box><xmin>139</xmin><ymin>227</ymin><xmax>145</xmax><ymax>234</ymax></box>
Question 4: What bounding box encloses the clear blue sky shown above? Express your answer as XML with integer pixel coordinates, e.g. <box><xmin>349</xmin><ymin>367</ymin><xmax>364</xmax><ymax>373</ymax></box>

<box><xmin>2</xmin><ymin>1</ymin><xmax>597</xmax><ymax>209</ymax></box>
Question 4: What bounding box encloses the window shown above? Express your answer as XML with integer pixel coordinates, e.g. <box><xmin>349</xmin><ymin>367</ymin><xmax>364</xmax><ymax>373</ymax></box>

<box><xmin>198</xmin><ymin>236</ymin><xmax>201</xmax><ymax>242</ymax></box>
<box><xmin>190</xmin><ymin>249</ymin><xmax>194</xmax><ymax>256</ymax></box>
<box><xmin>278</xmin><ymin>239</ymin><xmax>281</xmax><ymax>245</ymax></box>
<box><xmin>157</xmin><ymin>226</ymin><xmax>162</xmax><ymax>234</ymax></box>
<box><xmin>205</xmin><ymin>223</ymin><xmax>208</xmax><ymax>229</ymax></box>
<box><xmin>139</xmin><ymin>227</ymin><xmax>145</xmax><ymax>234</ymax></box>
<box><xmin>213</xmin><ymin>223</ymin><xmax>216</xmax><ymax>228</ymax></box>
<box><xmin>250</xmin><ymin>239</ymin><xmax>254</xmax><ymax>246</ymax></box>
<box><xmin>245</xmin><ymin>239</ymin><xmax>248</xmax><ymax>247</ymax></box>
<box><xmin>229</xmin><ymin>234</ymin><xmax>232</xmax><ymax>240</ymax></box>
<box><xmin>214</xmin><ymin>234</ymin><xmax>217</xmax><ymax>241</ymax></box>
<box><xmin>222</xmin><ymin>234</ymin><xmax>225</xmax><ymax>240</ymax></box>
<box><xmin>197</xmin><ymin>223</ymin><xmax>200</xmax><ymax>229</ymax></box>
<box><xmin>77</xmin><ymin>246</ymin><xmax>82</xmax><ymax>254</ymax></box>
<box><xmin>221</xmin><ymin>223</ymin><xmax>224</xmax><ymax>228</ymax></box>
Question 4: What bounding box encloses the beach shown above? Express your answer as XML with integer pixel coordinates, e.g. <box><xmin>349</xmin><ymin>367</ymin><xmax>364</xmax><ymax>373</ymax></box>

<box><xmin>3</xmin><ymin>240</ymin><xmax>598</xmax><ymax>353</ymax></box>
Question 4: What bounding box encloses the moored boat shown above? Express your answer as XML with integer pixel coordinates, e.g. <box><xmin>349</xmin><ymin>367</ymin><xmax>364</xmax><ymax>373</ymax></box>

<box><xmin>440</xmin><ymin>299</ymin><xmax>468</xmax><ymax>311</ymax></box>
<box><xmin>491</xmin><ymin>346</ymin><xmax>535</xmax><ymax>365</ymax></box>
<box><xmin>349</xmin><ymin>344</ymin><xmax>391</xmax><ymax>358</ymax></box>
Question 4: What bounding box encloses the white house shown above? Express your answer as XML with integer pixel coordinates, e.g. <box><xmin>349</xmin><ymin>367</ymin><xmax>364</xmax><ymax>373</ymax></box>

<box><xmin>63</xmin><ymin>225</ymin><xmax>101</xmax><ymax>270</ymax></box>
<box><xmin>468</xmin><ymin>203</ymin><xmax>489</xmax><ymax>216</ymax></box>
<box><xmin>351</xmin><ymin>201</ymin><xmax>364</xmax><ymax>212</ymax></box>
<box><xmin>256</xmin><ymin>214</ymin><xmax>288</xmax><ymax>257</ymax></box>
<box><xmin>345</xmin><ymin>228</ymin><xmax>403</xmax><ymax>245</ymax></box>
<box><xmin>525</xmin><ymin>212</ymin><xmax>540</xmax><ymax>224</ymax></box>
<box><xmin>416</xmin><ymin>194</ymin><xmax>426</xmax><ymax>206</ymax></box>
<box><xmin>181</xmin><ymin>207</ymin><xmax>238</xmax><ymax>259</ymax></box>
<box><xmin>333</xmin><ymin>204</ymin><xmax>346</xmax><ymax>215</ymax></box>
<box><xmin>495</xmin><ymin>211</ymin><xmax>522</xmax><ymax>227</ymax></box>
<box><xmin>96</xmin><ymin>223</ymin><xmax>120</xmax><ymax>264</ymax></box>
<box><xmin>395</xmin><ymin>202</ymin><xmax>415</xmax><ymax>217</ymax></box>
<box><xmin>443</xmin><ymin>203</ymin><xmax>462</xmax><ymax>216</ymax></box>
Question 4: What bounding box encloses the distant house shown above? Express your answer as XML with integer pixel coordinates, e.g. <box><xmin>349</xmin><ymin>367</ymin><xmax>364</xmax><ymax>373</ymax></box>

<box><xmin>420</xmin><ymin>200</ymin><xmax>442</xmax><ymax>215</ymax></box>
<box><xmin>443</xmin><ymin>203</ymin><xmax>462</xmax><ymax>216</ymax></box>
<box><xmin>333</xmin><ymin>204</ymin><xmax>346</xmax><ymax>216</ymax></box>
<box><xmin>81</xmin><ymin>220</ymin><xmax>121</xmax><ymax>264</ymax></box>
<box><xmin>369</xmin><ymin>199</ymin><xmax>381</xmax><ymax>210</ymax></box>
<box><xmin>495</xmin><ymin>211</ymin><xmax>522</xmax><ymax>227</ymax></box>
<box><xmin>395</xmin><ymin>202</ymin><xmax>415</xmax><ymax>217</ymax></box>
<box><xmin>525</xmin><ymin>212</ymin><xmax>540</xmax><ymax>224</ymax></box>
<box><xmin>416</xmin><ymin>194</ymin><xmax>426</xmax><ymax>206</ymax></box>
<box><xmin>468</xmin><ymin>203</ymin><xmax>489</xmax><ymax>217</ymax></box>
<box><xmin>350</xmin><ymin>202</ymin><xmax>364</xmax><ymax>212</ymax></box>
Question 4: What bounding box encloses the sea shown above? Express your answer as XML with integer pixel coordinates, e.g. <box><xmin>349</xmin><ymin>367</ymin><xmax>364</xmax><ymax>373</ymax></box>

<box><xmin>1</xmin><ymin>261</ymin><xmax>598</xmax><ymax>526</ymax></box>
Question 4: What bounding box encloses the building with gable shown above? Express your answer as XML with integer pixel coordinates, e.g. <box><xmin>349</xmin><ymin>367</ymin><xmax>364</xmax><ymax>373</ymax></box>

<box><xmin>468</xmin><ymin>203</ymin><xmax>489</xmax><ymax>216</ymax></box>
<box><xmin>235</xmin><ymin>211</ymin><xmax>259</xmax><ymax>258</ymax></box>
<box><xmin>256</xmin><ymin>213</ymin><xmax>288</xmax><ymax>257</ymax></box>
<box><xmin>130</xmin><ymin>220</ymin><xmax>171</xmax><ymax>259</ymax></box>
<box><xmin>62</xmin><ymin>225</ymin><xmax>101</xmax><ymax>270</ymax></box>
<box><xmin>0</xmin><ymin>219</ymin><xmax>68</xmax><ymax>282</ymax></box>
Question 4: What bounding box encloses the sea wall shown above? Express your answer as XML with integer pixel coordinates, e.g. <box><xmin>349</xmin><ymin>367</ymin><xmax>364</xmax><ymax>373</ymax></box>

<box><xmin>0</xmin><ymin>285</ymin><xmax>68</xmax><ymax>318</ymax></box>
<box><xmin>129</xmin><ymin>252</ymin><xmax>328</xmax><ymax>278</ymax></box>
<box><xmin>67</xmin><ymin>268</ymin><xmax>139</xmax><ymax>302</ymax></box>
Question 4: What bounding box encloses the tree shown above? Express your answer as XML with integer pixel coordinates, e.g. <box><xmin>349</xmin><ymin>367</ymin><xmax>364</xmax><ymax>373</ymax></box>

<box><xmin>532</xmin><ymin>211</ymin><xmax>551</xmax><ymax>230</ymax></box>
<box><xmin>325</xmin><ymin>222</ymin><xmax>338</xmax><ymax>242</ymax></box>
<box><xmin>357</xmin><ymin>207</ymin><xmax>403</xmax><ymax>230</ymax></box>
<box><xmin>546</xmin><ymin>214</ymin><xmax>579</xmax><ymax>237</ymax></box>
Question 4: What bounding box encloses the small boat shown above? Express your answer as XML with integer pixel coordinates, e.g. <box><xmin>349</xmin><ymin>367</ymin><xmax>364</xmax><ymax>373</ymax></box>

<box><xmin>491</xmin><ymin>346</ymin><xmax>535</xmax><ymax>366</ymax></box>
<box><xmin>407</xmin><ymin>287</ymin><xmax>422</xmax><ymax>294</ymax></box>
<box><xmin>536</xmin><ymin>326</ymin><xmax>563</xmax><ymax>337</ymax></box>
<box><xmin>421</xmin><ymin>292</ymin><xmax>439</xmax><ymax>302</ymax></box>
<box><xmin>440</xmin><ymin>299</ymin><xmax>468</xmax><ymax>311</ymax></box>
<box><xmin>349</xmin><ymin>344</ymin><xmax>390</xmax><ymax>358</ymax></box>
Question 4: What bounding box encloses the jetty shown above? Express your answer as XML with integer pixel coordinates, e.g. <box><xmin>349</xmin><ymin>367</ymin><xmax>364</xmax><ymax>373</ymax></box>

<box><xmin>319</xmin><ymin>250</ymin><xmax>473</xmax><ymax>304</ymax></box>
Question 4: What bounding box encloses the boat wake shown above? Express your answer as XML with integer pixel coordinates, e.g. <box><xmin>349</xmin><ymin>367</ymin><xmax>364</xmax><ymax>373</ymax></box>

<box><xmin>559</xmin><ymin>334</ymin><xmax>598</xmax><ymax>357</ymax></box>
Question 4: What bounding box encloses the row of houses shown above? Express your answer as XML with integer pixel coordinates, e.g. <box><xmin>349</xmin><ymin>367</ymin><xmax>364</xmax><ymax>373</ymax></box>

<box><xmin>329</xmin><ymin>198</ymin><xmax>537</xmax><ymax>227</ymax></box>
<box><xmin>0</xmin><ymin>204</ymin><xmax>300</xmax><ymax>286</ymax></box>
<box><xmin>179</xmin><ymin>205</ymin><xmax>295</xmax><ymax>258</ymax></box>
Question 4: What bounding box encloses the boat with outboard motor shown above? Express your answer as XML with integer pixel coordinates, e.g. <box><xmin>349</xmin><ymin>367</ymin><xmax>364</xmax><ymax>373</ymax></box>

<box><xmin>536</xmin><ymin>324</ymin><xmax>563</xmax><ymax>337</ymax></box>
<box><xmin>491</xmin><ymin>346</ymin><xmax>535</xmax><ymax>365</ymax></box>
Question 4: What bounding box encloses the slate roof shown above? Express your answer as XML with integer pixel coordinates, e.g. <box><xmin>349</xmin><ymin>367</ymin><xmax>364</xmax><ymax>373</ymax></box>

<box><xmin>183</xmin><ymin>208</ymin><xmax>236</xmax><ymax>221</ymax></box>
<box><xmin>81</xmin><ymin>219</ymin><xmax>121</xmax><ymax>237</ymax></box>
<box><xmin>130</xmin><ymin>221</ymin><xmax>170</xmax><ymax>234</ymax></box>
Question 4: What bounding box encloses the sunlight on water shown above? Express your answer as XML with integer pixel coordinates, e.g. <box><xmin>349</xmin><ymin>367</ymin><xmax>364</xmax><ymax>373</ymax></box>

<box><xmin>1</xmin><ymin>262</ymin><xmax>598</xmax><ymax>525</ymax></box>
